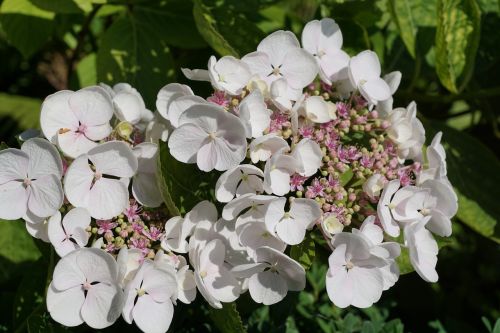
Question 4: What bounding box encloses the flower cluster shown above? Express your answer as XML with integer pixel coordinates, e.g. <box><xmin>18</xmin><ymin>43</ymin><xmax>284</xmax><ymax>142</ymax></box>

<box><xmin>0</xmin><ymin>18</ymin><xmax>457</xmax><ymax>333</ymax></box>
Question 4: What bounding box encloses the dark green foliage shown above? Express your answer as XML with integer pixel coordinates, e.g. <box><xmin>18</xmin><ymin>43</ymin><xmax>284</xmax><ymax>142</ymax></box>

<box><xmin>0</xmin><ymin>0</ymin><xmax>499</xmax><ymax>332</ymax></box>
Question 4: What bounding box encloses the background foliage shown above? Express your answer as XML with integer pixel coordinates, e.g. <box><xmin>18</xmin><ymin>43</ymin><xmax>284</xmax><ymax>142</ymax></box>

<box><xmin>0</xmin><ymin>0</ymin><xmax>499</xmax><ymax>332</ymax></box>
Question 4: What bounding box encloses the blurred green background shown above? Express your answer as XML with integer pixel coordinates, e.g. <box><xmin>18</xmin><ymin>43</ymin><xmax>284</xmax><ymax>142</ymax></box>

<box><xmin>0</xmin><ymin>0</ymin><xmax>499</xmax><ymax>332</ymax></box>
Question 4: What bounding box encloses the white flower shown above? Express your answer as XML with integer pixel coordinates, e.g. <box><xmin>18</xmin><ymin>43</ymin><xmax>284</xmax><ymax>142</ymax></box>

<box><xmin>249</xmin><ymin>134</ymin><xmax>289</xmax><ymax>164</ymax></box>
<box><xmin>326</xmin><ymin>232</ymin><xmax>387</xmax><ymax>308</ymax></box>
<box><xmin>386</xmin><ymin>101</ymin><xmax>425</xmax><ymax>161</ymax></box>
<box><xmin>183</xmin><ymin>56</ymin><xmax>251</xmax><ymax>95</ymax></box>
<box><xmin>377</xmin><ymin>180</ymin><xmax>428</xmax><ymax>237</ymax></box>
<box><xmin>155</xmin><ymin>83</ymin><xmax>194</xmax><ymax>120</ymax></box>
<box><xmin>153</xmin><ymin>251</ymin><xmax>197</xmax><ymax>304</ymax></box>
<box><xmin>0</xmin><ymin>138</ymin><xmax>63</xmax><ymax>220</ymax></box>
<box><xmin>348</xmin><ymin>50</ymin><xmax>391</xmax><ymax>105</ymax></box>
<box><xmin>117</xmin><ymin>247</ymin><xmax>144</xmax><ymax>287</ymax></box>
<box><xmin>132</xmin><ymin>143</ymin><xmax>163</xmax><ymax>208</ymax></box>
<box><xmin>302</xmin><ymin>96</ymin><xmax>337</xmax><ymax>123</ymax></box>
<box><xmin>237</xmin><ymin>219</ymin><xmax>286</xmax><ymax>257</ymax></box>
<box><xmin>145</xmin><ymin>111</ymin><xmax>172</xmax><ymax>143</ymax></box>
<box><xmin>242</xmin><ymin>30</ymin><xmax>318</xmax><ymax>101</ymax></box>
<box><xmin>291</xmin><ymin>138</ymin><xmax>323</xmax><ymax>177</ymax></box>
<box><xmin>354</xmin><ymin>216</ymin><xmax>401</xmax><ymax>290</ymax></box>
<box><xmin>265</xmin><ymin>198</ymin><xmax>321</xmax><ymax>245</ymax></box>
<box><xmin>415</xmin><ymin>179</ymin><xmax>458</xmax><ymax>237</ymax></box>
<box><xmin>263</xmin><ymin>149</ymin><xmax>302</xmax><ymax>196</ymax></box>
<box><xmin>46</xmin><ymin>248</ymin><xmax>123</xmax><ymax>329</ymax></box>
<box><xmin>404</xmin><ymin>218</ymin><xmax>439</xmax><ymax>283</ymax></box>
<box><xmin>270</xmin><ymin>78</ymin><xmax>292</xmax><ymax>111</ymax></box>
<box><xmin>168</xmin><ymin>104</ymin><xmax>247</xmax><ymax>172</ymax></box>
<box><xmin>215</xmin><ymin>164</ymin><xmax>264</xmax><ymax>203</ymax></box>
<box><xmin>238</xmin><ymin>89</ymin><xmax>272</xmax><ymax>138</ymax></box>
<box><xmin>301</xmin><ymin>18</ymin><xmax>350</xmax><ymax>85</ymax></box>
<box><xmin>231</xmin><ymin>246</ymin><xmax>305</xmax><ymax>305</ymax></box>
<box><xmin>102</xmin><ymin>83</ymin><xmax>152</xmax><ymax>125</ymax></box>
<box><xmin>417</xmin><ymin>132</ymin><xmax>452</xmax><ymax>187</ymax></box>
<box><xmin>122</xmin><ymin>259</ymin><xmax>177</xmax><ymax>333</ymax></box>
<box><xmin>321</xmin><ymin>214</ymin><xmax>344</xmax><ymax>237</ymax></box>
<box><xmin>48</xmin><ymin>208</ymin><xmax>91</xmax><ymax>257</ymax></box>
<box><xmin>64</xmin><ymin>141</ymin><xmax>138</xmax><ymax>220</ymax></box>
<box><xmin>222</xmin><ymin>194</ymin><xmax>276</xmax><ymax>224</ymax></box>
<box><xmin>24</xmin><ymin>214</ymin><xmax>50</xmax><ymax>242</ymax></box>
<box><xmin>40</xmin><ymin>86</ymin><xmax>113</xmax><ymax>158</ymax></box>
<box><xmin>162</xmin><ymin>200</ymin><xmax>217</xmax><ymax>254</ymax></box>
<box><xmin>189</xmin><ymin>239</ymin><xmax>241</xmax><ymax>309</ymax></box>
<box><xmin>362</xmin><ymin>173</ymin><xmax>386</xmax><ymax>199</ymax></box>
<box><xmin>376</xmin><ymin>71</ymin><xmax>402</xmax><ymax>117</ymax></box>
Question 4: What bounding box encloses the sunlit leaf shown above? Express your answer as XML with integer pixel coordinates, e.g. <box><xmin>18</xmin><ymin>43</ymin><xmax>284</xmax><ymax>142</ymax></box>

<box><xmin>435</xmin><ymin>0</ymin><xmax>481</xmax><ymax>93</ymax></box>
<box><xmin>0</xmin><ymin>0</ymin><xmax>55</xmax><ymax>58</ymax></box>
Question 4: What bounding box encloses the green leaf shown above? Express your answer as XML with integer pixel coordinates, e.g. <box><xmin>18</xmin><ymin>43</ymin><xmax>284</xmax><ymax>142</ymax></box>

<box><xmin>29</xmin><ymin>0</ymin><xmax>83</xmax><ymax>13</ymax></box>
<box><xmin>76</xmin><ymin>52</ymin><xmax>97</xmax><ymax>88</ymax></box>
<box><xmin>193</xmin><ymin>0</ymin><xmax>239</xmax><ymax>57</ymax></box>
<box><xmin>425</xmin><ymin>120</ymin><xmax>500</xmax><ymax>244</ymax></box>
<box><xmin>339</xmin><ymin>167</ymin><xmax>354</xmax><ymax>186</ymax></box>
<box><xmin>96</xmin><ymin>12</ymin><xmax>176</xmax><ymax>108</ymax></box>
<box><xmin>0</xmin><ymin>94</ymin><xmax>41</xmax><ymax>136</ymax></box>
<box><xmin>0</xmin><ymin>0</ymin><xmax>55</xmax><ymax>58</ymax></box>
<box><xmin>12</xmin><ymin>260</ymin><xmax>45</xmax><ymax>327</ymax></box>
<box><xmin>193</xmin><ymin>0</ymin><xmax>265</xmax><ymax>57</ymax></box>
<box><xmin>133</xmin><ymin>2</ymin><xmax>206</xmax><ymax>49</ymax></box>
<box><xmin>388</xmin><ymin>0</ymin><xmax>417</xmax><ymax>57</ymax></box>
<box><xmin>0</xmin><ymin>221</ymin><xmax>42</xmax><ymax>282</ymax></box>
<box><xmin>435</xmin><ymin>0</ymin><xmax>481</xmax><ymax>93</ymax></box>
<box><xmin>157</xmin><ymin>141</ymin><xmax>217</xmax><ymax>215</ymax></box>
<box><xmin>290</xmin><ymin>232</ymin><xmax>316</xmax><ymax>270</ymax></box>
<box><xmin>208</xmin><ymin>302</ymin><xmax>247</xmax><ymax>333</ymax></box>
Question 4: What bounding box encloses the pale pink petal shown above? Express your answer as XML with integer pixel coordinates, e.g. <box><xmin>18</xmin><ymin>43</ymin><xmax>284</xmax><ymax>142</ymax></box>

<box><xmin>132</xmin><ymin>295</ymin><xmax>174</xmax><ymax>333</ymax></box>
<box><xmin>88</xmin><ymin>141</ymin><xmax>138</xmax><ymax>178</ymax></box>
<box><xmin>40</xmin><ymin>90</ymin><xmax>78</xmax><ymax>143</ymax></box>
<box><xmin>89</xmin><ymin>178</ymin><xmax>129</xmax><ymax>220</ymax></box>
<box><xmin>46</xmin><ymin>283</ymin><xmax>85</xmax><ymax>327</ymax></box>
<box><xmin>28</xmin><ymin>174</ymin><xmax>63</xmax><ymax>218</ymax></box>
<box><xmin>21</xmin><ymin>138</ymin><xmax>63</xmax><ymax>178</ymax></box>
<box><xmin>81</xmin><ymin>283</ymin><xmax>123</xmax><ymax>329</ymax></box>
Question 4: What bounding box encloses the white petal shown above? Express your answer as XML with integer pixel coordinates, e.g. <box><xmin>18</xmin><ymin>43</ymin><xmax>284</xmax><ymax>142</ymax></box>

<box><xmin>348</xmin><ymin>50</ymin><xmax>382</xmax><ymax>86</ymax></box>
<box><xmin>301</xmin><ymin>19</ymin><xmax>321</xmax><ymax>54</ymax></box>
<box><xmin>181</xmin><ymin>68</ymin><xmax>210</xmax><ymax>81</ymax></box>
<box><xmin>197</xmin><ymin>140</ymin><xmax>217</xmax><ymax>172</ymax></box>
<box><xmin>264</xmin><ymin>197</ymin><xmax>286</xmax><ymax>234</ymax></box>
<box><xmin>64</xmin><ymin>155</ymin><xmax>94</xmax><ymax>209</ymax></box>
<box><xmin>239</xmin><ymin>89</ymin><xmax>271</xmax><ymax>138</ymax></box>
<box><xmin>40</xmin><ymin>90</ymin><xmax>78</xmax><ymax>143</ymax></box>
<box><xmin>57</xmin><ymin>131</ymin><xmax>98</xmax><ymax>159</ymax></box>
<box><xmin>249</xmin><ymin>134</ymin><xmax>289</xmax><ymax>164</ymax></box>
<box><xmin>46</xmin><ymin>283</ymin><xmax>84</xmax><ymax>327</ymax></box>
<box><xmin>304</xmin><ymin>96</ymin><xmax>331</xmax><ymax>123</ymax></box>
<box><xmin>113</xmin><ymin>90</ymin><xmax>144</xmax><ymax>124</ymax></box>
<box><xmin>275</xmin><ymin>216</ymin><xmax>306</xmax><ymax>245</ymax></box>
<box><xmin>25</xmin><ymin>217</ymin><xmax>49</xmax><ymax>242</ymax></box>
<box><xmin>89</xmin><ymin>178</ymin><xmax>129</xmax><ymax>220</ymax></box>
<box><xmin>133</xmin><ymin>295</ymin><xmax>174</xmax><ymax>333</ymax></box>
<box><xmin>28</xmin><ymin>174</ymin><xmax>63</xmax><ymax>218</ymax></box>
<box><xmin>258</xmin><ymin>30</ymin><xmax>300</xmax><ymax>66</ymax></box>
<box><xmin>359</xmin><ymin>78</ymin><xmax>391</xmax><ymax>104</ymax></box>
<box><xmin>377</xmin><ymin>180</ymin><xmax>401</xmax><ymax>237</ymax></box>
<box><xmin>281</xmin><ymin>48</ymin><xmax>318</xmax><ymax>89</ymax></box>
<box><xmin>426</xmin><ymin>210</ymin><xmax>452</xmax><ymax>237</ymax></box>
<box><xmin>75</xmin><ymin>248</ymin><xmax>119</xmax><ymax>284</ymax></box>
<box><xmin>292</xmin><ymin>138</ymin><xmax>323</xmax><ymax>177</ymax></box>
<box><xmin>249</xmin><ymin>270</ymin><xmax>287</xmax><ymax>305</ymax></box>
<box><xmin>168</xmin><ymin>123</ymin><xmax>209</xmax><ymax>164</ymax></box>
<box><xmin>0</xmin><ymin>181</ymin><xmax>27</xmax><ymax>220</ymax></box>
<box><xmin>81</xmin><ymin>283</ymin><xmax>123</xmax><ymax>329</ymax></box>
<box><xmin>133</xmin><ymin>173</ymin><xmax>163</xmax><ymax>208</ymax></box>
<box><xmin>168</xmin><ymin>95</ymin><xmax>208</xmax><ymax>128</ymax></box>
<box><xmin>69</xmin><ymin>86</ymin><xmax>113</xmax><ymax>127</ymax></box>
<box><xmin>359</xmin><ymin>216</ymin><xmax>384</xmax><ymax>245</ymax></box>
<box><xmin>88</xmin><ymin>141</ymin><xmax>138</xmax><ymax>178</ymax></box>
<box><xmin>238</xmin><ymin>222</ymin><xmax>286</xmax><ymax>255</ymax></box>
<box><xmin>213</xmin><ymin>137</ymin><xmax>245</xmax><ymax>172</ymax></box>
<box><xmin>156</xmin><ymin>83</ymin><xmax>194</xmax><ymax>119</ymax></box>
<box><xmin>21</xmin><ymin>138</ymin><xmax>63</xmax><ymax>179</ymax></box>
<box><xmin>143</xmin><ymin>266</ymin><xmax>177</xmax><ymax>303</ymax></box>
<box><xmin>0</xmin><ymin>148</ymin><xmax>29</xmax><ymax>183</ymax></box>
<box><xmin>290</xmin><ymin>198</ymin><xmax>322</xmax><ymax>229</ymax></box>
<box><xmin>384</xmin><ymin>71</ymin><xmax>402</xmax><ymax>94</ymax></box>
<box><xmin>213</xmin><ymin>56</ymin><xmax>251</xmax><ymax>95</ymax></box>
<box><xmin>326</xmin><ymin>267</ymin><xmax>352</xmax><ymax>308</ymax></box>
<box><xmin>405</xmin><ymin>221</ymin><xmax>439</xmax><ymax>283</ymax></box>
<box><xmin>350</xmin><ymin>266</ymin><xmax>384</xmax><ymax>308</ymax></box>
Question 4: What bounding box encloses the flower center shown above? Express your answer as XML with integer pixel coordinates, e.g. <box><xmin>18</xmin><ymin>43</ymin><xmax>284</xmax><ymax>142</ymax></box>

<box><xmin>200</xmin><ymin>271</ymin><xmax>207</xmax><ymax>278</ymax></box>
<box><xmin>317</xmin><ymin>50</ymin><xmax>326</xmax><ymax>58</ymax></box>
<box><xmin>272</xmin><ymin>67</ymin><xmax>281</xmax><ymax>76</ymax></box>
<box><xmin>345</xmin><ymin>261</ymin><xmax>354</xmax><ymax>270</ymax></box>
<box><xmin>420</xmin><ymin>207</ymin><xmax>430</xmax><ymax>216</ymax></box>
<box><xmin>82</xmin><ymin>282</ymin><xmax>92</xmax><ymax>291</ymax></box>
<box><xmin>77</xmin><ymin>123</ymin><xmax>87</xmax><ymax>134</ymax></box>
<box><xmin>136</xmin><ymin>288</ymin><xmax>146</xmax><ymax>297</ymax></box>
<box><xmin>94</xmin><ymin>171</ymin><xmax>102</xmax><ymax>181</ymax></box>
<box><xmin>23</xmin><ymin>178</ymin><xmax>32</xmax><ymax>187</ymax></box>
<box><xmin>208</xmin><ymin>132</ymin><xmax>217</xmax><ymax>140</ymax></box>
<box><xmin>387</xmin><ymin>202</ymin><xmax>396</xmax><ymax>210</ymax></box>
